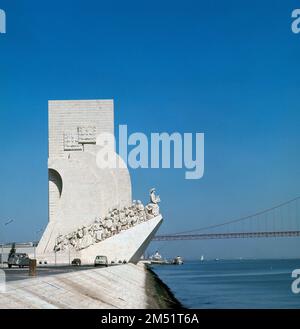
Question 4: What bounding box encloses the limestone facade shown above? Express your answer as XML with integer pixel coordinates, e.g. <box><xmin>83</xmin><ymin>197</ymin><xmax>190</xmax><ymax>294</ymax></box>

<box><xmin>36</xmin><ymin>100</ymin><xmax>132</xmax><ymax>258</ymax></box>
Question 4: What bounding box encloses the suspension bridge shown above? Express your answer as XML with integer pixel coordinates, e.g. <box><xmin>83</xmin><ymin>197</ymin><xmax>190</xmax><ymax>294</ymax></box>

<box><xmin>153</xmin><ymin>196</ymin><xmax>300</xmax><ymax>241</ymax></box>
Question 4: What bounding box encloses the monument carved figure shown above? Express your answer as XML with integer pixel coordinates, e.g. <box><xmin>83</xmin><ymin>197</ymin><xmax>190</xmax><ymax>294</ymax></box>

<box><xmin>145</xmin><ymin>188</ymin><xmax>161</xmax><ymax>219</ymax></box>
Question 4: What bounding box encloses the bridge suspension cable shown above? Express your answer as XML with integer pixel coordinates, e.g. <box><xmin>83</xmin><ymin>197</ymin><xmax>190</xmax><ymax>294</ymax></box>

<box><xmin>159</xmin><ymin>196</ymin><xmax>300</xmax><ymax>237</ymax></box>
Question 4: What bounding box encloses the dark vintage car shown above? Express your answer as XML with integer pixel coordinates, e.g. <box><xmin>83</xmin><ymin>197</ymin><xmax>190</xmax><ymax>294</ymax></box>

<box><xmin>8</xmin><ymin>253</ymin><xmax>30</xmax><ymax>268</ymax></box>
<box><xmin>71</xmin><ymin>258</ymin><xmax>81</xmax><ymax>266</ymax></box>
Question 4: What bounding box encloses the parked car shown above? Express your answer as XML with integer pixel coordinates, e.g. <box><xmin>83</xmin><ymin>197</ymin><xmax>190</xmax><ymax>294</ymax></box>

<box><xmin>71</xmin><ymin>258</ymin><xmax>81</xmax><ymax>266</ymax></box>
<box><xmin>94</xmin><ymin>255</ymin><xmax>108</xmax><ymax>267</ymax></box>
<box><xmin>8</xmin><ymin>253</ymin><xmax>30</xmax><ymax>268</ymax></box>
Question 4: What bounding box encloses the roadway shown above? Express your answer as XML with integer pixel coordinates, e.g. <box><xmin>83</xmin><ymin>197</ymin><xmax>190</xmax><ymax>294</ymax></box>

<box><xmin>1</xmin><ymin>265</ymin><xmax>107</xmax><ymax>282</ymax></box>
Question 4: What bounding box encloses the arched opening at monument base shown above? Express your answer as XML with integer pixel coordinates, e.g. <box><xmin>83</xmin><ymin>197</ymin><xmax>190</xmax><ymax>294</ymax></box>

<box><xmin>48</xmin><ymin>169</ymin><xmax>63</xmax><ymax>219</ymax></box>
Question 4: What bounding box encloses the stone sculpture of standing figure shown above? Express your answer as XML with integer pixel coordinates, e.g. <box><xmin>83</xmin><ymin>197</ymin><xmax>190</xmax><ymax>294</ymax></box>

<box><xmin>145</xmin><ymin>188</ymin><xmax>160</xmax><ymax>219</ymax></box>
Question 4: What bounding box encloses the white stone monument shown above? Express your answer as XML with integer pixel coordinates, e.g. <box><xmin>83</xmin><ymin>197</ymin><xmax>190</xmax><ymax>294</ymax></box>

<box><xmin>36</xmin><ymin>100</ymin><xmax>162</xmax><ymax>265</ymax></box>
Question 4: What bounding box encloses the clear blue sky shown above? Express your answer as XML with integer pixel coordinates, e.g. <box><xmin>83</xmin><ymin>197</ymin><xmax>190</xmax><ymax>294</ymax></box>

<box><xmin>1</xmin><ymin>0</ymin><xmax>300</xmax><ymax>259</ymax></box>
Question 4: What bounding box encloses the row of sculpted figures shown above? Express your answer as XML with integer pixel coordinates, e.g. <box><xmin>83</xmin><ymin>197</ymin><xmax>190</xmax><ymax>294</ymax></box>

<box><xmin>54</xmin><ymin>188</ymin><xmax>160</xmax><ymax>252</ymax></box>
